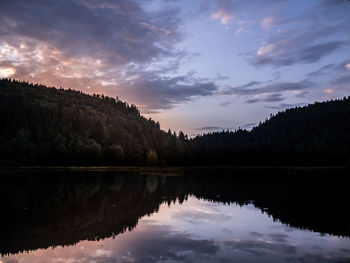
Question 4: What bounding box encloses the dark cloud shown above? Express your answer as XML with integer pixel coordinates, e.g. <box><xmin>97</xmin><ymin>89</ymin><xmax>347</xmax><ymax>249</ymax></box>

<box><xmin>304</xmin><ymin>60</ymin><xmax>350</xmax><ymax>93</ymax></box>
<box><xmin>222</xmin><ymin>81</ymin><xmax>314</xmax><ymax>96</ymax></box>
<box><xmin>0</xmin><ymin>0</ymin><xmax>182</xmax><ymax>66</ymax></box>
<box><xmin>246</xmin><ymin>98</ymin><xmax>261</xmax><ymax>104</ymax></box>
<box><xmin>254</xmin><ymin>40</ymin><xmax>344</xmax><ymax>67</ymax></box>
<box><xmin>268</xmin><ymin>233</ymin><xmax>288</xmax><ymax>243</ymax></box>
<box><xmin>215</xmin><ymin>73</ymin><xmax>230</xmax><ymax>81</ymax></box>
<box><xmin>333</xmin><ymin>74</ymin><xmax>350</xmax><ymax>86</ymax></box>
<box><xmin>117</xmin><ymin>71</ymin><xmax>218</xmax><ymax>112</ymax></box>
<box><xmin>0</xmin><ymin>0</ymin><xmax>220</xmax><ymax>111</ymax></box>
<box><xmin>1</xmin><ymin>0</ymin><xmax>349</xmax><ymax>114</ymax></box>
<box><xmin>220</xmin><ymin>101</ymin><xmax>231</xmax><ymax>106</ymax></box>
<box><xmin>250</xmin><ymin>232</ymin><xmax>264</xmax><ymax>237</ymax></box>
<box><xmin>253</xmin><ymin>1</ymin><xmax>350</xmax><ymax>68</ymax></box>
<box><xmin>306</xmin><ymin>64</ymin><xmax>335</xmax><ymax>78</ymax></box>
<box><xmin>247</xmin><ymin>93</ymin><xmax>284</xmax><ymax>103</ymax></box>
<box><xmin>327</xmin><ymin>61</ymin><xmax>350</xmax><ymax>87</ymax></box>
<box><xmin>222</xmin><ymin>239</ymin><xmax>297</xmax><ymax>257</ymax></box>
<box><xmin>264</xmin><ymin>93</ymin><xmax>284</xmax><ymax>102</ymax></box>
<box><xmin>236</xmin><ymin>81</ymin><xmax>263</xmax><ymax>89</ymax></box>
<box><xmin>297</xmin><ymin>42</ymin><xmax>344</xmax><ymax>64</ymax></box>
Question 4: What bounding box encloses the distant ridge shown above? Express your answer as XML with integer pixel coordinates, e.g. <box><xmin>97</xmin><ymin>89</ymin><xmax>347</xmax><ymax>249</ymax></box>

<box><xmin>191</xmin><ymin>96</ymin><xmax>350</xmax><ymax>165</ymax></box>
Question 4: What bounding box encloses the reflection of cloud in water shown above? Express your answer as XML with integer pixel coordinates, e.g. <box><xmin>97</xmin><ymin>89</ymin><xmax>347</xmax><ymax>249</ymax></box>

<box><xmin>250</xmin><ymin>232</ymin><xmax>289</xmax><ymax>243</ymax></box>
<box><xmin>221</xmin><ymin>239</ymin><xmax>297</xmax><ymax>257</ymax></box>
<box><xmin>2</xmin><ymin>195</ymin><xmax>350</xmax><ymax>263</ymax></box>
<box><xmin>268</xmin><ymin>224</ymin><xmax>299</xmax><ymax>233</ymax></box>
<box><xmin>250</xmin><ymin>232</ymin><xmax>264</xmax><ymax>237</ymax></box>
<box><xmin>3</xmin><ymin>217</ymin><xmax>350</xmax><ymax>263</ymax></box>
<box><xmin>201</xmin><ymin>201</ymin><xmax>223</xmax><ymax>213</ymax></box>
<box><xmin>93</xmin><ymin>248</ymin><xmax>113</xmax><ymax>257</ymax></box>
<box><xmin>171</xmin><ymin>209</ymin><xmax>232</xmax><ymax>224</ymax></box>
<box><xmin>1</xmin><ymin>223</ymin><xmax>220</xmax><ymax>263</ymax></box>
<box><xmin>268</xmin><ymin>233</ymin><xmax>289</xmax><ymax>243</ymax></box>
<box><xmin>119</xmin><ymin>224</ymin><xmax>220</xmax><ymax>262</ymax></box>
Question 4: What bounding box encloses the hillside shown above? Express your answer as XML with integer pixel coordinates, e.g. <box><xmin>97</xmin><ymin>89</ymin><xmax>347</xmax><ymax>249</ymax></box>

<box><xmin>1</xmin><ymin>79</ymin><xmax>350</xmax><ymax>166</ymax></box>
<box><xmin>192</xmin><ymin>97</ymin><xmax>350</xmax><ymax>165</ymax></box>
<box><xmin>0</xmin><ymin>79</ymin><xmax>189</xmax><ymax>165</ymax></box>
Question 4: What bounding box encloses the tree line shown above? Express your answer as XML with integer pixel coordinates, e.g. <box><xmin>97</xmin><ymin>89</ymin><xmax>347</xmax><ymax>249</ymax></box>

<box><xmin>0</xmin><ymin>79</ymin><xmax>190</xmax><ymax>166</ymax></box>
<box><xmin>1</xmin><ymin>78</ymin><xmax>350</xmax><ymax>166</ymax></box>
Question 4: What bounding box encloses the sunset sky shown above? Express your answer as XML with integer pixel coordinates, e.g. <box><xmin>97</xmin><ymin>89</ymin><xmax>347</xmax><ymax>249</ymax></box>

<box><xmin>0</xmin><ymin>0</ymin><xmax>349</xmax><ymax>135</ymax></box>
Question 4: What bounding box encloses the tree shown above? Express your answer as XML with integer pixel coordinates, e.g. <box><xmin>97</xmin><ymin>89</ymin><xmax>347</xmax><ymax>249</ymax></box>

<box><xmin>147</xmin><ymin>149</ymin><xmax>158</xmax><ymax>166</ymax></box>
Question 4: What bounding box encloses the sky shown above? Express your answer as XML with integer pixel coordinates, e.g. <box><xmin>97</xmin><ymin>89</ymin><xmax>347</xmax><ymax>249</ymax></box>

<box><xmin>0</xmin><ymin>0</ymin><xmax>349</xmax><ymax>135</ymax></box>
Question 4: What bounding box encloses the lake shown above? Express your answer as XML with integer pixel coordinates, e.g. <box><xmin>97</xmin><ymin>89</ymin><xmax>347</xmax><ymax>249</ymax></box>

<box><xmin>0</xmin><ymin>167</ymin><xmax>349</xmax><ymax>262</ymax></box>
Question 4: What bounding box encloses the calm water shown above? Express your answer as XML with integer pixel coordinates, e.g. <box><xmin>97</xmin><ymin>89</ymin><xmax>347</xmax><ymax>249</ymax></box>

<box><xmin>0</xmin><ymin>168</ymin><xmax>350</xmax><ymax>263</ymax></box>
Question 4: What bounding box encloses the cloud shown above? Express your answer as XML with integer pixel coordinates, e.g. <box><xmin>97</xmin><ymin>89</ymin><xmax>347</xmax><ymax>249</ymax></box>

<box><xmin>171</xmin><ymin>210</ymin><xmax>232</xmax><ymax>224</ymax></box>
<box><xmin>0</xmin><ymin>67</ymin><xmax>16</xmax><ymax>78</ymax></box>
<box><xmin>295</xmin><ymin>90</ymin><xmax>310</xmax><ymax>98</ymax></box>
<box><xmin>194</xmin><ymin>126</ymin><xmax>226</xmax><ymax>131</ymax></box>
<box><xmin>215</xmin><ymin>72</ymin><xmax>230</xmax><ymax>81</ymax></box>
<box><xmin>222</xmin><ymin>239</ymin><xmax>296</xmax><ymax>257</ymax></box>
<box><xmin>264</xmin><ymin>102</ymin><xmax>308</xmax><ymax>110</ymax></box>
<box><xmin>246</xmin><ymin>98</ymin><xmax>260</xmax><ymax>104</ymax></box>
<box><xmin>0</xmin><ymin>0</ymin><xmax>181</xmax><ymax>66</ymax></box>
<box><xmin>306</xmin><ymin>64</ymin><xmax>335</xmax><ymax>78</ymax></box>
<box><xmin>211</xmin><ymin>8</ymin><xmax>234</xmax><ymax>24</ymax></box>
<box><xmin>235</xmin><ymin>27</ymin><xmax>250</xmax><ymax>36</ymax></box>
<box><xmin>112</xmin><ymin>223</ymin><xmax>220</xmax><ymax>262</ymax></box>
<box><xmin>255</xmin><ymin>40</ymin><xmax>344</xmax><ymax>67</ymax></box>
<box><xmin>246</xmin><ymin>93</ymin><xmax>284</xmax><ymax>103</ymax></box>
<box><xmin>300</xmin><ymin>60</ymin><xmax>350</xmax><ymax>98</ymax></box>
<box><xmin>261</xmin><ymin>16</ymin><xmax>276</xmax><ymax>29</ymax></box>
<box><xmin>220</xmin><ymin>101</ymin><xmax>231</xmax><ymax>106</ymax></box>
<box><xmin>222</xmin><ymin>81</ymin><xmax>314</xmax><ymax>96</ymax></box>
<box><xmin>307</xmin><ymin>60</ymin><xmax>350</xmax><ymax>93</ymax></box>
<box><xmin>268</xmin><ymin>233</ymin><xmax>288</xmax><ymax>243</ymax></box>
<box><xmin>236</xmin><ymin>81</ymin><xmax>263</xmax><ymax>89</ymax></box>
<box><xmin>241</xmin><ymin>122</ymin><xmax>258</xmax><ymax>130</ymax></box>
<box><xmin>332</xmin><ymin>74</ymin><xmax>350</xmax><ymax>86</ymax></box>
<box><xmin>330</xmin><ymin>61</ymin><xmax>350</xmax><ymax>85</ymax></box>
<box><xmin>116</xmin><ymin>71</ymin><xmax>218</xmax><ymax>112</ymax></box>
<box><xmin>253</xmin><ymin>4</ymin><xmax>349</xmax><ymax>68</ymax></box>
<box><xmin>250</xmin><ymin>232</ymin><xmax>264</xmax><ymax>237</ymax></box>
<box><xmin>264</xmin><ymin>93</ymin><xmax>284</xmax><ymax>102</ymax></box>
<box><xmin>0</xmin><ymin>0</ymin><xmax>219</xmax><ymax>112</ymax></box>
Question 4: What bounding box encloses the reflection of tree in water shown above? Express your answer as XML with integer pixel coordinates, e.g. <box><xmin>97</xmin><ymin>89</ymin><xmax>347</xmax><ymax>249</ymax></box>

<box><xmin>186</xmin><ymin>168</ymin><xmax>350</xmax><ymax>238</ymax></box>
<box><xmin>0</xmin><ymin>170</ymin><xmax>189</xmax><ymax>256</ymax></box>
<box><xmin>0</xmin><ymin>168</ymin><xmax>349</xmax><ymax>256</ymax></box>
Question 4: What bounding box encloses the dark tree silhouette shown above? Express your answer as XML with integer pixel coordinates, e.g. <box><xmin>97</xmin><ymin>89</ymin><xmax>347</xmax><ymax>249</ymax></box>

<box><xmin>0</xmin><ymin>79</ymin><xmax>190</xmax><ymax>166</ymax></box>
<box><xmin>1</xmin><ymin>78</ymin><xmax>350</xmax><ymax>166</ymax></box>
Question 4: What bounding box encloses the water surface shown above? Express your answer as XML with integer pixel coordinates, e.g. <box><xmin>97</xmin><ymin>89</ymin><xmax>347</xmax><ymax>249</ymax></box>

<box><xmin>0</xmin><ymin>168</ymin><xmax>349</xmax><ymax>262</ymax></box>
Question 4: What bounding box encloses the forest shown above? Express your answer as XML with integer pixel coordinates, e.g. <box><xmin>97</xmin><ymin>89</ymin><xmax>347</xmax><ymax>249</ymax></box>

<box><xmin>1</xmin><ymin>78</ymin><xmax>350</xmax><ymax>166</ymax></box>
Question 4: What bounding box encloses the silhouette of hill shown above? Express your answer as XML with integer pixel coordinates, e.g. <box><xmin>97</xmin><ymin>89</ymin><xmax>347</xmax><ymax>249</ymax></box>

<box><xmin>191</xmin><ymin>97</ymin><xmax>350</xmax><ymax>165</ymax></box>
<box><xmin>1</xmin><ymin>78</ymin><xmax>349</xmax><ymax>166</ymax></box>
<box><xmin>0</xmin><ymin>79</ymin><xmax>189</xmax><ymax>166</ymax></box>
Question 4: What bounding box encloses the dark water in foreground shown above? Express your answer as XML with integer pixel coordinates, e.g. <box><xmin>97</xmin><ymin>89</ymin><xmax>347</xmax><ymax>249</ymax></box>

<box><xmin>0</xmin><ymin>168</ymin><xmax>350</xmax><ymax>262</ymax></box>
